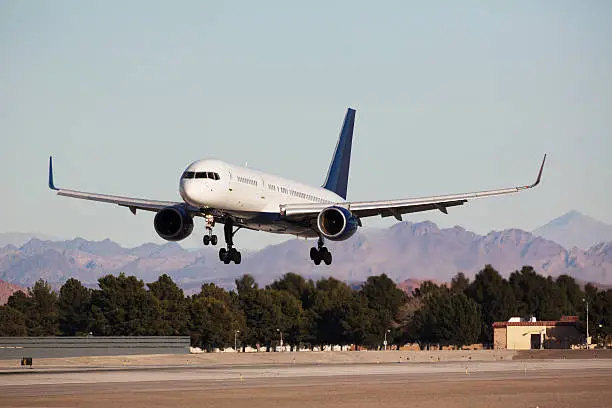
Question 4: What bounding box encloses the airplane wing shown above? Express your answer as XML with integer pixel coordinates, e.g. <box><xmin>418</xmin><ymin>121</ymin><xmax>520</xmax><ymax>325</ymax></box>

<box><xmin>47</xmin><ymin>157</ymin><xmax>199</xmax><ymax>215</ymax></box>
<box><xmin>281</xmin><ymin>154</ymin><xmax>547</xmax><ymax>221</ymax></box>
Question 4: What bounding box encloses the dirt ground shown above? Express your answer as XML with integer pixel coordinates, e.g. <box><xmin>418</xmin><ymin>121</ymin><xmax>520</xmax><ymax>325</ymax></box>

<box><xmin>2</xmin><ymin>369</ymin><xmax>611</xmax><ymax>408</ymax></box>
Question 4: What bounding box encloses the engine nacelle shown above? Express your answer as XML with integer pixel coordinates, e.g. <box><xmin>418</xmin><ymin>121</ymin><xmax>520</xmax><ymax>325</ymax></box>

<box><xmin>154</xmin><ymin>206</ymin><xmax>194</xmax><ymax>241</ymax></box>
<box><xmin>317</xmin><ymin>206</ymin><xmax>359</xmax><ymax>241</ymax></box>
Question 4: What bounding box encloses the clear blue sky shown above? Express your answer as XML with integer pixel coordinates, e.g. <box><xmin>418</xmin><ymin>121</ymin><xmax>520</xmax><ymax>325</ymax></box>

<box><xmin>1</xmin><ymin>1</ymin><xmax>611</xmax><ymax>249</ymax></box>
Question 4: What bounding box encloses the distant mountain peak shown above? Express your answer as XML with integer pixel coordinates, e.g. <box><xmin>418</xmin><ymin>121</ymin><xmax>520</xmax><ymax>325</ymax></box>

<box><xmin>2</xmin><ymin>216</ymin><xmax>612</xmax><ymax>290</ymax></box>
<box><xmin>0</xmin><ymin>232</ymin><xmax>61</xmax><ymax>248</ymax></box>
<box><xmin>533</xmin><ymin>211</ymin><xmax>612</xmax><ymax>250</ymax></box>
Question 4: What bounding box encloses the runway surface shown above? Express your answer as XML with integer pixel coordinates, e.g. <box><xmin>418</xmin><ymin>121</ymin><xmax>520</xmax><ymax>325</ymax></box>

<box><xmin>2</xmin><ymin>359</ymin><xmax>611</xmax><ymax>407</ymax></box>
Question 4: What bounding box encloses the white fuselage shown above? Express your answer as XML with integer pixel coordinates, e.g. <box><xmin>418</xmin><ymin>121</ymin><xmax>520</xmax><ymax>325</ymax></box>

<box><xmin>179</xmin><ymin>159</ymin><xmax>345</xmax><ymax>237</ymax></box>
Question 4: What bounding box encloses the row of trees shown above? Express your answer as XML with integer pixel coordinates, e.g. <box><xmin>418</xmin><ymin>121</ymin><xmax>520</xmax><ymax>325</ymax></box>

<box><xmin>0</xmin><ymin>265</ymin><xmax>610</xmax><ymax>348</ymax></box>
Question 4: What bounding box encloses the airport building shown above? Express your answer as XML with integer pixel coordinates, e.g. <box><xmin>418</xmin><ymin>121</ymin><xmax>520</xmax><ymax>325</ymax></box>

<box><xmin>493</xmin><ymin>316</ymin><xmax>583</xmax><ymax>350</ymax></box>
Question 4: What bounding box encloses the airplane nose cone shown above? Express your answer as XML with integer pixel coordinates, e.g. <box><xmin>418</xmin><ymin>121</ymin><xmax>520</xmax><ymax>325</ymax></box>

<box><xmin>180</xmin><ymin>180</ymin><xmax>199</xmax><ymax>206</ymax></box>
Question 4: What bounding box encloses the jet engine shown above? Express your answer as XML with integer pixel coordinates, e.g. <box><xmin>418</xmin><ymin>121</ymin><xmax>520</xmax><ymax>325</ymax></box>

<box><xmin>154</xmin><ymin>206</ymin><xmax>194</xmax><ymax>241</ymax></box>
<box><xmin>316</xmin><ymin>206</ymin><xmax>359</xmax><ymax>241</ymax></box>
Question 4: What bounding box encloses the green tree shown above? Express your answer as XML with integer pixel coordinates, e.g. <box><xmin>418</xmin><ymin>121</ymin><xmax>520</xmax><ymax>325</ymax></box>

<box><xmin>268</xmin><ymin>273</ymin><xmax>318</xmax><ymax>346</ymax></box>
<box><xmin>58</xmin><ymin>278</ymin><xmax>92</xmax><ymax>335</ymax></box>
<box><xmin>0</xmin><ymin>305</ymin><xmax>27</xmax><ymax>336</ymax></box>
<box><xmin>147</xmin><ymin>274</ymin><xmax>188</xmax><ymax>335</ymax></box>
<box><xmin>269</xmin><ymin>289</ymin><xmax>304</xmax><ymax>348</ymax></box>
<box><xmin>584</xmin><ymin>287</ymin><xmax>612</xmax><ymax>346</ymax></box>
<box><xmin>554</xmin><ymin>275</ymin><xmax>584</xmax><ymax>316</ymax></box>
<box><xmin>451</xmin><ymin>272</ymin><xmax>470</xmax><ymax>294</ymax></box>
<box><xmin>467</xmin><ymin>265</ymin><xmax>516</xmax><ymax>343</ymax></box>
<box><xmin>189</xmin><ymin>282</ymin><xmax>245</xmax><ymax>349</ymax></box>
<box><xmin>90</xmin><ymin>273</ymin><xmax>160</xmax><ymax>335</ymax></box>
<box><xmin>6</xmin><ymin>290</ymin><xmax>32</xmax><ymax>317</ymax></box>
<box><xmin>360</xmin><ymin>274</ymin><xmax>406</xmax><ymax>346</ymax></box>
<box><xmin>27</xmin><ymin>280</ymin><xmax>59</xmax><ymax>336</ymax></box>
<box><xmin>235</xmin><ymin>274</ymin><xmax>270</xmax><ymax>347</ymax></box>
<box><xmin>269</xmin><ymin>273</ymin><xmax>316</xmax><ymax>310</ymax></box>
<box><xmin>311</xmin><ymin>277</ymin><xmax>366</xmax><ymax>347</ymax></box>
<box><xmin>412</xmin><ymin>284</ymin><xmax>481</xmax><ymax>347</ymax></box>
<box><xmin>509</xmin><ymin>266</ymin><xmax>559</xmax><ymax>321</ymax></box>
<box><xmin>189</xmin><ymin>296</ymin><xmax>236</xmax><ymax>350</ymax></box>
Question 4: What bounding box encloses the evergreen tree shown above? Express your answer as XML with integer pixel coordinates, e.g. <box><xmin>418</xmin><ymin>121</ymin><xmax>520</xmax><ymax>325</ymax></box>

<box><xmin>360</xmin><ymin>274</ymin><xmax>406</xmax><ymax>346</ymax></box>
<box><xmin>311</xmin><ymin>277</ymin><xmax>363</xmax><ymax>346</ymax></box>
<box><xmin>0</xmin><ymin>305</ymin><xmax>27</xmax><ymax>336</ymax></box>
<box><xmin>555</xmin><ymin>275</ymin><xmax>584</xmax><ymax>316</ymax></box>
<box><xmin>467</xmin><ymin>265</ymin><xmax>516</xmax><ymax>343</ymax></box>
<box><xmin>27</xmin><ymin>280</ymin><xmax>59</xmax><ymax>336</ymax></box>
<box><xmin>147</xmin><ymin>274</ymin><xmax>188</xmax><ymax>335</ymax></box>
<box><xmin>451</xmin><ymin>272</ymin><xmax>470</xmax><ymax>294</ymax></box>
<box><xmin>189</xmin><ymin>282</ymin><xmax>245</xmax><ymax>349</ymax></box>
<box><xmin>412</xmin><ymin>284</ymin><xmax>480</xmax><ymax>346</ymax></box>
<box><xmin>90</xmin><ymin>273</ymin><xmax>160</xmax><ymax>335</ymax></box>
<box><xmin>58</xmin><ymin>278</ymin><xmax>92</xmax><ymax>335</ymax></box>
<box><xmin>509</xmin><ymin>266</ymin><xmax>559</xmax><ymax>321</ymax></box>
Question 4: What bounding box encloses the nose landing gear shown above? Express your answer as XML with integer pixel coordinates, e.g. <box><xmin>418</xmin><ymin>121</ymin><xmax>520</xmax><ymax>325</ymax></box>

<box><xmin>202</xmin><ymin>214</ymin><xmax>218</xmax><ymax>246</ymax></box>
<box><xmin>310</xmin><ymin>236</ymin><xmax>332</xmax><ymax>265</ymax></box>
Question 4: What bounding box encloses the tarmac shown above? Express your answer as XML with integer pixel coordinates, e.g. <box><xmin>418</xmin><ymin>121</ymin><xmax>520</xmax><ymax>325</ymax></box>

<box><xmin>1</xmin><ymin>353</ymin><xmax>611</xmax><ymax>407</ymax></box>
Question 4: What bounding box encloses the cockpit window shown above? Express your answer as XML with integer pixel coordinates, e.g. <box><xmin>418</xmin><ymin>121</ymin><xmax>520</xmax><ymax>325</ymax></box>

<box><xmin>192</xmin><ymin>171</ymin><xmax>220</xmax><ymax>180</ymax></box>
<box><xmin>182</xmin><ymin>171</ymin><xmax>195</xmax><ymax>179</ymax></box>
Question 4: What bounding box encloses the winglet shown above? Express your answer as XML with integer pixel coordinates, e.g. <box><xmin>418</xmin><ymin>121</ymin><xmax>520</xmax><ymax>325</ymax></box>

<box><xmin>527</xmin><ymin>154</ymin><xmax>546</xmax><ymax>189</ymax></box>
<box><xmin>48</xmin><ymin>156</ymin><xmax>58</xmax><ymax>190</ymax></box>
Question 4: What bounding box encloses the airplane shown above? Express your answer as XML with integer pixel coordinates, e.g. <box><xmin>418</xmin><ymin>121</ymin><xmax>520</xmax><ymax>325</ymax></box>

<box><xmin>48</xmin><ymin>108</ymin><xmax>546</xmax><ymax>266</ymax></box>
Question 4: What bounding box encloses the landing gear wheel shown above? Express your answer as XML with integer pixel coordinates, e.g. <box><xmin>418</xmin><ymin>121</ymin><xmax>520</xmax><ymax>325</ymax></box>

<box><xmin>322</xmin><ymin>248</ymin><xmax>332</xmax><ymax>265</ymax></box>
<box><xmin>203</xmin><ymin>235</ymin><xmax>211</xmax><ymax>246</ymax></box>
<box><xmin>231</xmin><ymin>249</ymin><xmax>242</xmax><ymax>265</ymax></box>
<box><xmin>219</xmin><ymin>218</ymin><xmax>243</xmax><ymax>264</ymax></box>
<box><xmin>310</xmin><ymin>242</ymin><xmax>331</xmax><ymax>266</ymax></box>
<box><xmin>310</xmin><ymin>247</ymin><xmax>319</xmax><ymax>261</ymax></box>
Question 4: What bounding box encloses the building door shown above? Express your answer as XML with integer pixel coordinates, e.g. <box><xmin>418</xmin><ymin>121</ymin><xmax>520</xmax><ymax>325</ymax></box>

<box><xmin>530</xmin><ymin>334</ymin><xmax>541</xmax><ymax>349</ymax></box>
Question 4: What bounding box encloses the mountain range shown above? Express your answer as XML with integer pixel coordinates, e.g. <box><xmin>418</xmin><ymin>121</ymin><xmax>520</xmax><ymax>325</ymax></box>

<box><xmin>532</xmin><ymin>210</ymin><xmax>612</xmax><ymax>250</ymax></box>
<box><xmin>1</xmin><ymin>211</ymin><xmax>611</xmax><ymax>293</ymax></box>
<box><xmin>0</xmin><ymin>232</ymin><xmax>60</xmax><ymax>249</ymax></box>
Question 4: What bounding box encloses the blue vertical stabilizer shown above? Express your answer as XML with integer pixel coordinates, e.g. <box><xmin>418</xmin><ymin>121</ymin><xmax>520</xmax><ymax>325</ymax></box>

<box><xmin>322</xmin><ymin>108</ymin><xmax>355</xmax><ymax>199</ymax></box>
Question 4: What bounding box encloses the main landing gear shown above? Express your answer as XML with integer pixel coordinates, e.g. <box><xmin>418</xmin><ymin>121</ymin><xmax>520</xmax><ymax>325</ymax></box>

<box><xmin>310</xmin><ymin>236</ymin><xmax>332</xmax><ymax>266</ymax></box>
<box><xmin>218</xmin><ymin>219</ymin><xmax>242</xmax><ymax>265</ymax></box>
<box><xmin>202</xmin><ymin>214</ymin><xmax>218</xmax><ymax>246</ymax></box>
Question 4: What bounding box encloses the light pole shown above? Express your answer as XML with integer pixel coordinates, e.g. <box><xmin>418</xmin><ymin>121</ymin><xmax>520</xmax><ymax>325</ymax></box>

<box><xmin>583</xmin><ymin>298</ymin><xmax>590</xmax><ymax>346</ymax></box>
<box><xmin>234</xmin><ymin>330</ymin><xmax>240</xmax><ymax>352</ymax></box>
<box><xmin>277</xmin><ymin>328</ymin><xmax>283</xmax><ymax>351</ymax></box>
<box><xmin>384</xmin><ymin>329</ymin><xmax>390</xmax><ymax>351</ymax></box>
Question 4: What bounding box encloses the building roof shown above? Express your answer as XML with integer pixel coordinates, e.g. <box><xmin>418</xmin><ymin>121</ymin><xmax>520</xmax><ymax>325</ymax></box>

<box><xmin>493</xmin><ymin>315</ymin><xmax>579</xmax><ymax>328</ymax></box>
<box><xmin>493</xmin><ymin>321</ymin><xmax>578</xmax><ymax>328</ymax></box>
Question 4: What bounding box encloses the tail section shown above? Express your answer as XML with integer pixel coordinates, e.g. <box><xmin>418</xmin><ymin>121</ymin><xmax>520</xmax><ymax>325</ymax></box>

<box><xmin>322</xmin><ymin>108</ymin><xmax>355</xmax><ymax>199</ymax></box>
